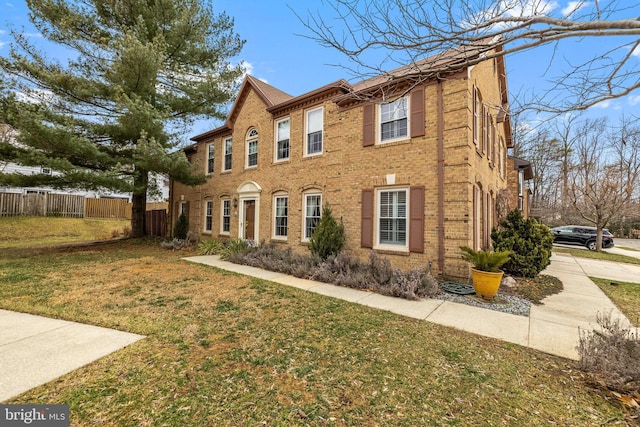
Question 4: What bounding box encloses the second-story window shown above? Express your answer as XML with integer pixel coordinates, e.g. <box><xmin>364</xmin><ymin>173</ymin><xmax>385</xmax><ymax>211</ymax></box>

<box><xmin>305</xmin><ymin>107</ymin><xmax>323</xmax><ymax>156</ymax></box>
<box><xmin>247</xmin><ymin>128</ymin><xmax>258</xmax><ymax>168</ymax></box>
<box><xmin>380</xmin><ymin>97</ymin><xmax>408</xmax><ymax>142</ymax></box>
<box><xmin>223</xmin><ymin>137</ymin><xmax>232</xmax><ymax>171</ymax></box>
<box><xmin>276</xmin><ymin>118</ymin><xmax>290</xmax><ymax>161</ymax></box>
<box><xmin>207</xmin><ymin>143</ymin><xmax>215</xmax><ymax>174</ymax></box>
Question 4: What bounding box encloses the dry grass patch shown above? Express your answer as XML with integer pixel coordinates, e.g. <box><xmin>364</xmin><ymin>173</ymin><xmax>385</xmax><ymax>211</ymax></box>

<box><xmin>0</xmin><ymin>241</ymin><xmax>631</xmax><ymax>425</ymax></box>
<box><xmin>0</xmin><ymin>216</ymin><xmax>129</xmax><ymax>248</ymax></box>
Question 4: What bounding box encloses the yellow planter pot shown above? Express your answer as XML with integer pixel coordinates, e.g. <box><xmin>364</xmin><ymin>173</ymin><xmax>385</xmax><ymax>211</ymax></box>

<box><xmin>471</xmin><ymin>268</ymin><xmax>504</xmax><ymax>300</ymax></box>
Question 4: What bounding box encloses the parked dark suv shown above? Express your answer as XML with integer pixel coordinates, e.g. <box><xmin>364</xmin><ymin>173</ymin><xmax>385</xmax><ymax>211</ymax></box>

<box><xmin>551</xmin><ymin>225</ymin><xmax>615</xmax><ymax>251</ymax></box>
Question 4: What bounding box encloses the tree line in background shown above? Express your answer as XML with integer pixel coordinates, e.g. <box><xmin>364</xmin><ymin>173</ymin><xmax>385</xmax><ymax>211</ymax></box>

<box><xmin>511</xmin><ymin>112</ymin><xmax>640</xmax><ymax>238</ymax></box>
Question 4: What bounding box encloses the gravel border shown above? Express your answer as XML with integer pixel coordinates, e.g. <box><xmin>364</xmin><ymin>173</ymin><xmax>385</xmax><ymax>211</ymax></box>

<box><xmin>434</xmin><ymin>291</ymin><xmax>531</xmax><ymax>317</ymax></box>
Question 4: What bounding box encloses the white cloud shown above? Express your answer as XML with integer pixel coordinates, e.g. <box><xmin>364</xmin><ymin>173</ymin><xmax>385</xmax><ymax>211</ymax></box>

<box><xmin>237</xmin><ymin>61</ymin><xmax>268</xmax><ymax>84</ymax></box>
<box><xmin>592</xmin><ymin>99</ymin><xmax>611</xmax><ymax>109</ymax></box>
<box><xmin>501</xmin><ymin>0</ymin><xmax>559</xmax><ymax>18</ymax></box>
<box><xmin>632</xmin><ymin>44</ymin><xmax>640</xmax><ymax>58</ymax></box>
<box><xmin>464</xmin><ymin>0</ymin><xmax>559</xmax><ymax>31</ymax></box>
<box><xmin>4</xmin><ymin>2</ymin><xmax>15</xmax><ymax>8</ymax></box>
<box><xmin>240</xmin><ymin>60</ymin><xmax>253</xmax><ymax>76</ymax></box>
<box><xmin>561</xmin><ymin>1</ymin><xmax>590</xmax><ymax>17</ymax></box>
<box><xmin>628</xmin><ymin>95</ymin><xmax>640</xmax><ymax>106</ymax></box>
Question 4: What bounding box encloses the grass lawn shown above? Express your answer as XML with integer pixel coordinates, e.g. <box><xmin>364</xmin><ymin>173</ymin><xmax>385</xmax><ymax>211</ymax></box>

<box><xmin>553</xmin><ymin>246</ymin><xmax>640</xmax><ymax>265</ymax></box>
<box><xmin>0</xmin><ymin>240</ymin><xmax>630</xmax><ymax>426</ymax></box>
<box><xmin>590</xmin><ymin>277</ymin><xmax>640</xmax><ymax>327</ymax></box>
<box><xmin>0</xmin><ymin>216</ymin><xmax>130</xmax><ymax>248</ymax></box>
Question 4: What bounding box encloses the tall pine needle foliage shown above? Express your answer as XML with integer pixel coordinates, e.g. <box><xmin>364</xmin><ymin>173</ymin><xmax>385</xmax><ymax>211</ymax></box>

<box><xmin>0</xmin><ymin>0</ymin><xmax>244</xmax><ymax>236</ymax></box>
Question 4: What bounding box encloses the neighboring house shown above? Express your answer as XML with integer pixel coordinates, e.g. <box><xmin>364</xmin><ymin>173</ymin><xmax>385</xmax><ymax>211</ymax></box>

<box><xmin>0</xmin><ymin>124</ymin><xmax>169</xmax><ymax>201</ymax></box>
<box><xmin>170</xmin><ymin>41</ymin><xmax>516</xmax><ymax>279</ymax></box>
<box><xmin>507</xmin><ymin>156</ymin><xmax>533</xmax><ymax>219</ymax></box>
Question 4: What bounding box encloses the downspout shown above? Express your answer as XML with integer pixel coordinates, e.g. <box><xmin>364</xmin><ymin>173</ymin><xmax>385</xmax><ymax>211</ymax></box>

<box><xmin>437</xmin><ymin>79</ymin><xmax>445</xmax><ymax>274</ymax></box>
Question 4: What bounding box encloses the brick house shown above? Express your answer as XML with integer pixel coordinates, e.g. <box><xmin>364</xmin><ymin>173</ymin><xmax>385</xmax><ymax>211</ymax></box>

<box><xmin>170</xmin><ymin>42</ymin><xmax>517</xmax><ymax>279</ymax></box>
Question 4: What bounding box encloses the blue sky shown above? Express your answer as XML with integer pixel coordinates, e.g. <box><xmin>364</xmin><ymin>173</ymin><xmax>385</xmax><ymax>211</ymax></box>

<box><xmin>1</xmin><ymin>0</ymin><xmax>639</xmax><ymax>136</ymax></box>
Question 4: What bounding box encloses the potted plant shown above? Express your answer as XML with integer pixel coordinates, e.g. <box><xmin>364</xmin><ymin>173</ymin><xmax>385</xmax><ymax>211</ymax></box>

<box><xmin>460</xmin><ymin>246</ymin><xmax>511</xmax><ymax>300</ymax></box>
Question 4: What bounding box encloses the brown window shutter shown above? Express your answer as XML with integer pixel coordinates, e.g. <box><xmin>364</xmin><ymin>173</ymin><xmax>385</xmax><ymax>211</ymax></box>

<box><xmin>410</xmin><ymin>88</ymin><xmax>425</xmax><ymax>138</ymax></box>
<box><xmin>363</xmin><ymin>104</ymin><xmax>375</xmax><ymax>146</ymax></box>
<box><xmin>409</xmin><ymin>186</ymin><xmax>425</xmax><ymax>253</ymax></box>
<box><xmin>361</xmin><ymin>189</ymin><xmax>374</xmax><ymax>248</ymax></box>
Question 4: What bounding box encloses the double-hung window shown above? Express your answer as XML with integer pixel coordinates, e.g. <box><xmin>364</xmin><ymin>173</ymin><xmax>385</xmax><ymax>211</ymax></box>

<box><xmin>204</xmin><ymin>200</ymin><xmax>213</xmax><ymax>232</ymax></box>
<box><xmin>304</xmin><ymin>193</ymin><xmax>322</xmax><ymax>240</ymax></box>
<box><xmin>221</xmin><ymin>199</ymin><xmax>231</xmax><ymax>234</ymax></box>
<box><xmin>276</xmin><ymin>118</ymin><xmax>290</xmax><ymax>161</ymax></box>
<box><xmin>207</xmin><ymin>143</ymin><xmax>215</xmax><ymax>174</ymax></box>
<box><xmin>306</xmin><ymin>107</ymin><xmax>323</xmax><ymax>156</ymax></box>
<box><xmin>247</xmin><ymin>128</ymin><xmax>258</xmax><ymax>168</ymax></box>
<box><xmin>274</xmin><ymin>195</ymin><xmax>288</xmax><ymax>238</ymax></box>
<box><xmin>380</xmin><ymin>97</ymin><xmax>408</xmax><ymax>142</ymax></box>
<box><xmin>378</xmin><ymin>189</ymin><xmax>407</xmax><ymax>247</ymax></box>
<box><xmin>223</xmin><ymin>137</ymin><xmax>232</xmax><ymax>171</ymax></box>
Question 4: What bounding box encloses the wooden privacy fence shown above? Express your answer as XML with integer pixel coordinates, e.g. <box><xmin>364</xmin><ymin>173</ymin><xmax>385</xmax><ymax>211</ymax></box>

<box><xmin>1</xmin><ymin>192</ymin><xmax>84</xmax><ymax>217</ymax></box>
<box><xmin>0</xmin><ymin>192</ymin><xmax>168</xmax><ymax>224</ymax></box>
<box><xmin>145</xmin><ymin>209</ymin><xmax>168</xmax><ymax>237</ymax></box>
<box><xmin>85</xmin><ymin>198</ymin><xmax>128</xmax><ymax>219</ymax></box>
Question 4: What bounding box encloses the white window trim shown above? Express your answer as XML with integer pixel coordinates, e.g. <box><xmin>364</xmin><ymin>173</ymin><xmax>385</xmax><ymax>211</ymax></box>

<box><xmin>207</xmin><ymin>143</ymin><xmax>215</xmax><ymax>174</ymax></box>
<box><xmin>273</xmin><ymin>194</ymin><xmax>289</xmax><ymax>240</ymax></box>
<box><xmin>302</xmin><ymin>192</ymin><xmax>322</xmax><ymax>242</ymax></box>
<box><xmin>222</xmin><ymin>137</ymin><xmax>232</xmax><ymax>172</ymax></box>
<box><xmin>246</xmin><ymin>128</ymin><xmax>258</xmax><ymax>169</ymax></box>
<box><xmin>220</xmin><ymin>198</ymin><xmax>231</xmax><ymax>235</ymax></box>
<box><xmin>204</xmin><ymin>200</ymin><xmax>213</xmax><ymax>233</ymax></box>
<box><xmin>275</xmin><ymin>118</ymin><xmax>290</xmax><ymax>162</ymax></box>
<box><xmin>378</xmin><ymin>97</ymin><xmax>410</xmax><ymax>144</ymax></box>
<box><xmin>373</xmin><ymin>187</ymin><xmax>409</xmax><ymax>252</ymax></box>
<box><xmin>304</xmin><ymin>107</ymin><xmax>323</xmax><ymax>157</ymax></box>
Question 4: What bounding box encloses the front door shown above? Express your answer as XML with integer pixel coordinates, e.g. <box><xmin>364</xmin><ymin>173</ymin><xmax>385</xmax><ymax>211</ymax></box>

<box><xmin>243</xmin><ymin>200</ymin><xmax>255</xmax><ymax>240</ymax></box>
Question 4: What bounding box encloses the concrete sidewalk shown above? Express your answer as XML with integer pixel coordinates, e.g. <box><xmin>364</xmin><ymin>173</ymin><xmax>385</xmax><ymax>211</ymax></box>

<box><xmin>186</xmin><ymin>253</ymin><xmax>637</xmax><ymax>361</ymax></box>
<box><xmin>0</xmin><ymin>310</ymin><xmax>143</xmax><ymax>402</ymax></box>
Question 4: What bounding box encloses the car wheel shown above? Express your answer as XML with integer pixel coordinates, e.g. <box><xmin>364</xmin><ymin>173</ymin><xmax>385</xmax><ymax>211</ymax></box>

<box><xmin>586</xmin><ymin>240</ymin><xmax>597</xmax><ymax>251</ymax></box>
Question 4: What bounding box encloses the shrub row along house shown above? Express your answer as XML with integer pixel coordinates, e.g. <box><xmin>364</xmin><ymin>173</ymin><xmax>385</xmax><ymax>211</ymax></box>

<box><xmin>170</xmin><ymin>40</ymin><xmax>530</xmax><ymax>279</ymax></box>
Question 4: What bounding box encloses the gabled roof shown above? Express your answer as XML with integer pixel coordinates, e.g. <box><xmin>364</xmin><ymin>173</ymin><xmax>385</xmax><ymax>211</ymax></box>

<box><xmin>246</xmin><ymin>75</ymin><xmax>294</xmax><ymax>107</ymax></box>
<box><xmin>349</xmin><ymin>37</ymin><xmax>502</xmax><ymax>95</ymax></box>
<box><xmin>191</xmin><ymin>76</ymin><xmax>295</xmax><ymax>142</ymax></box>
<box><xmin>191</xmin><ymin>75</ymin><xmax>349</xmax><ymax>142</ymax></box>
<box><xmin>191</xmin><ymin>38</ymin><xmax>512</xmax><ymax>143</ymax></box>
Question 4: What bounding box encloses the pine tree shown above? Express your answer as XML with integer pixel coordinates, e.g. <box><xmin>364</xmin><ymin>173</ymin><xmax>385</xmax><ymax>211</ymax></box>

<box><xmin>0</xmin><ymin>0</ymin><xmax>244</xmax><ymax>236</ymax></box>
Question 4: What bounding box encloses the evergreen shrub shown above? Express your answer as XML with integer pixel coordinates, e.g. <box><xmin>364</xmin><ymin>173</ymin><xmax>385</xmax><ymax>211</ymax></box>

<box><xmin>173</xmin><ymin>213</ymin><xmax>189</xmax><ymax>240</ymax></box>
<box><xmin>309</xmin><ymin>203</ymin><xmax>345</xmax><ymax>260</ymax></box>
<box><xmin>491</xmin><ymin>210</ymin><xmax>553</xmax><ymax>277</ymax></box>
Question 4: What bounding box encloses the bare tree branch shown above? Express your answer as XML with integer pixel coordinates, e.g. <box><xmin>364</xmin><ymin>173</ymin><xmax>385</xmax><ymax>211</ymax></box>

<box><xmin>297</xmin><ymin>0</ymin><xmax>640</xmax><ymax>113</ymax></box>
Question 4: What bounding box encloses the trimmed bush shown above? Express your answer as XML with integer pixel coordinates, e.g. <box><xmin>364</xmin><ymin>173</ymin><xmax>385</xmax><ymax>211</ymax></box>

<box><xmin>491</xmin><ymin>210</ymin><xmax>553</xmax><ymax>278</ymax></box>
<box><xmin>309</xmin><ymin>203</ymin><xmax>345</xmax><ymax>260</ymax></box>
<box><xmin>173</xmin><ymin>212</ymin><xmax>189</xmax><ymax>240</ymax></box>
